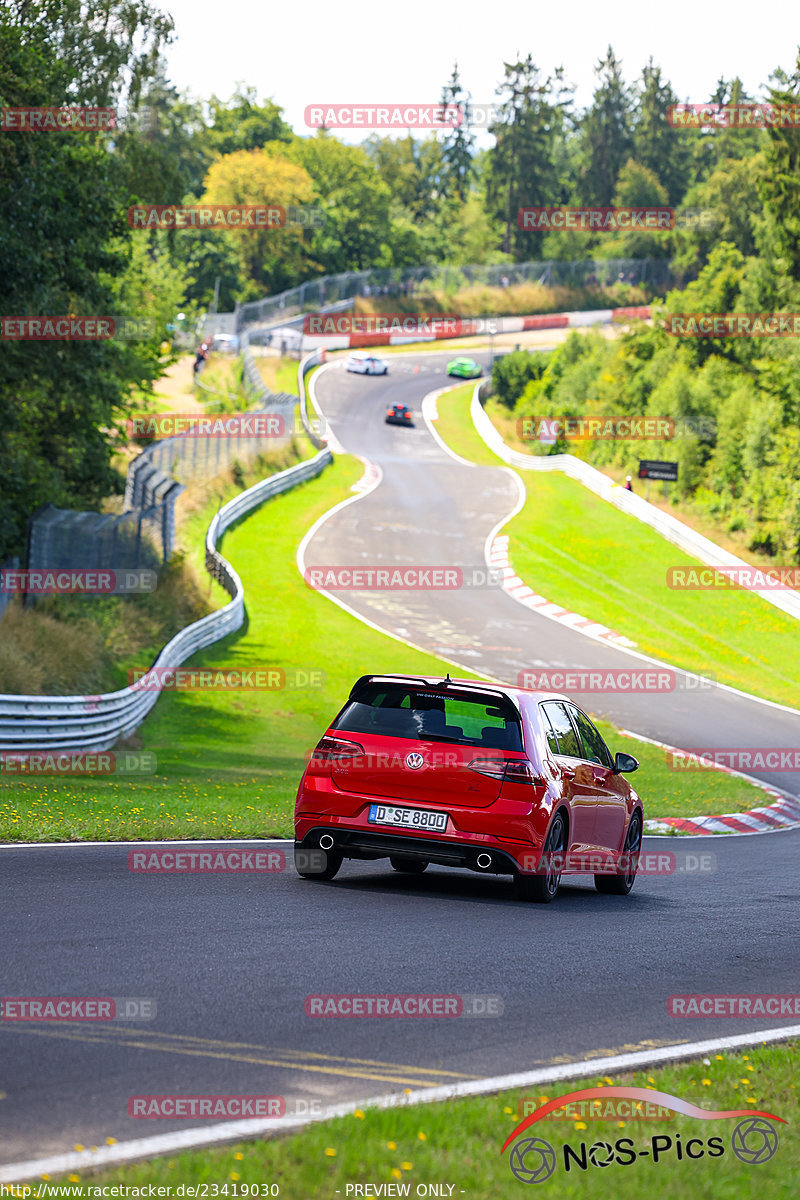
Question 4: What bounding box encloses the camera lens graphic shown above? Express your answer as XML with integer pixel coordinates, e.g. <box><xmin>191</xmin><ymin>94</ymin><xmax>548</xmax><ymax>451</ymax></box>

<box><xmin>731</xmin><ymin>1118</ymin><xmax>778</xmax><ymax>1165</ymax></box>
<box><xmin>508</xmin><ymin>1137</ymin><xmax>557</xmax><ymax>1184</ymax></box>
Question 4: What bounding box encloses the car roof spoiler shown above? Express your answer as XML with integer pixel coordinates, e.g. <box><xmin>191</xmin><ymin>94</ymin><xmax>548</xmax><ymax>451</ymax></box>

<box><xmin>347</xmin><ymin>673</ymin><xmax>517</xmax><ymax>703</ymax></box>
<box><xmin>349</xmin><ymin>674</ymin><xmax>431</xmax><ymax>698</ymax></box>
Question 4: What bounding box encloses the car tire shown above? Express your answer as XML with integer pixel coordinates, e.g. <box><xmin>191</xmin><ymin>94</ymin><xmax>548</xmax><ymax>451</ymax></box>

<box><xmin>295</xmin><ymin>845</ymin><xmax>343</xmax><ymax>881</ymax></box>
<box><xmin>595</xmin><ymin>811</ymin><xmax>642</xmax><ymax>895</ymax></box>
<box><xmin>390</xmin><ymin>855</ymin><xmax>428</xmax><ymax>874</ymax></box>
<box><xmin>513</xmin><ymin>812</ymin><xmax>567</xmax><ymax>903</ymax></box>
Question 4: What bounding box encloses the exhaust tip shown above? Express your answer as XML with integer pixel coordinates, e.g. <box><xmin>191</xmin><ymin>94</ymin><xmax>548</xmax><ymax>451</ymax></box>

<box><xmin>319</xmin><ymin>834</ymin><xmax>335</xmax><ymax>850</ymax></box>
<box><xmin>476</xmin><ymin>852</ymin><xmax>492</xmax><ymax>870</ymax></box>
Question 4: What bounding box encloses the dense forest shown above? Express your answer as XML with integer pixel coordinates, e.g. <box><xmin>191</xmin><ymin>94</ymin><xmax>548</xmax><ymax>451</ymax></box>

<box><xmin>2</xmin><ymin>0</ymin><xmax>800</xmax><ymax>562</ymax></box>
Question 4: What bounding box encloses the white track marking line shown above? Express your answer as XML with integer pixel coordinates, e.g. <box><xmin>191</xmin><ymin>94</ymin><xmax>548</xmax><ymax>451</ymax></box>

<box><xmin>421</xmin><ymin>388</ymin><xmax>476</xmax><ymax>466</ymax></box>
<box><xmin>3</xmin><ymin>1024</ymin><xmax>799</xmax><ymax>1183</ymax></box>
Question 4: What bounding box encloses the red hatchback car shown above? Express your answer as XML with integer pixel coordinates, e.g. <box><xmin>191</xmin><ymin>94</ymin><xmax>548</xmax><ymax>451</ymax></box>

<box><xmin>294</xmin><ymin>674</ymin><xmax>644</xmax><ymax>902</ymax></box>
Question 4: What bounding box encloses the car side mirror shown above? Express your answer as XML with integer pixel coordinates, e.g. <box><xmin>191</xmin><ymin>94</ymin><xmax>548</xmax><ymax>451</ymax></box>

<box><xmin>612</xmin><ymin>751</ymin><xmax>639</xmax><ymax>774</ymax></box>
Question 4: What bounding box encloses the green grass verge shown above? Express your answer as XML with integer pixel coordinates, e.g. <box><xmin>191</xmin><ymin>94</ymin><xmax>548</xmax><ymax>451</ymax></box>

<box><xmin>435</xmin><ymin>388</ymin><xmax>800</xmax><ymax>711</ymax></box>
<box><xmin>433</xmin><ymin>384</ymin><xmax>502</xmax><ymax>466</ymax></box>
<box><xmin>255</xmin><ymin>356</ymin><xmax>301</xmax><ymax>395</ymax></box>
<box><xmin>0</xmin><ymin>455</ymin><xmax>479</xmax><ymax>843</ymax></box>
<box><xmin>0</xmin><ymin>433</ymin><xmax>768</xmax><ymax>840</ymax></box>
<box><xmin>47</xmin><ymin>1040</ymin><xmax>798</xmax><ymax>1198</ymax></box>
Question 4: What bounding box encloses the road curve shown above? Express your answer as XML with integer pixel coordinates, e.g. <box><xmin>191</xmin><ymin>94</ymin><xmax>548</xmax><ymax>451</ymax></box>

<box><xmin>3</xmin><ymin>353</ymin><xmax>799</xmax><ymax>1169</ymax></box>
<box><xmin>305</xmin><ymin>351</ymin><xmax>800</xmax><ymax>798</ymax></box>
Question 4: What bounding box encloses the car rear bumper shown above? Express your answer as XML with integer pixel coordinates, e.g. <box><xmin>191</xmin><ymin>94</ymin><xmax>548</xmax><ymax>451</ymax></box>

<box><xmin>295</xmin><ymin>824</ymin><xmax>525</xmax><ymax>875</ymax></box>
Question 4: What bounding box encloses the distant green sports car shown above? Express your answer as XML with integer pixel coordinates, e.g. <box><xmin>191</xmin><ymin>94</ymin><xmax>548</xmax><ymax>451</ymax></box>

<box><xmin>446</xmin><ymin>356</ymin><xmax>482</xmax><ymax>379</ymax></box>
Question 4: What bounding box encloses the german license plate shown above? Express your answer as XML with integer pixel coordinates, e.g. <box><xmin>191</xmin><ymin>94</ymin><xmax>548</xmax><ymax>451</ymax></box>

<box><xmin>368</xmin><ymin>804</ymin><xmax>447</xmax><ymax>832</ymax></box>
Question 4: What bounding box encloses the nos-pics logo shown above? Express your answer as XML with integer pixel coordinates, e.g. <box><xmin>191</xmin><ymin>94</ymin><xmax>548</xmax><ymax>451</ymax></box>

<box><xmin>501</xmin><ymin>1086</ymin><xmax>782</xmax><ymax>1183</ymax></box>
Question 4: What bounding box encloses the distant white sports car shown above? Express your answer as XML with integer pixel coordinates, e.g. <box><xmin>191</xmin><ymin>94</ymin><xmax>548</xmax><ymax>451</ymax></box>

<box><xmin>345</xmin><ymin>351</ymin><xmax>388</xmax><ymax>375</ymax></box>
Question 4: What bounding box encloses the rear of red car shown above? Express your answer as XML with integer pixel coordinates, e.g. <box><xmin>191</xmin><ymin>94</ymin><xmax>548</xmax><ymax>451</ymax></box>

<box><xmin>294</xmin><ymin>674</ymin><xmax>556</xmax><ymax>878</ymax></box>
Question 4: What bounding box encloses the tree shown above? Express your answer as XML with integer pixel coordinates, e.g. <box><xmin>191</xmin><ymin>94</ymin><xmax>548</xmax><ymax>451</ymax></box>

<box><xmin>577</xmin><ymin>46</ymin><xmax>633</xmax><ymax>206</ymax></box>
<box><xmin>288</xmin><ymin>134</ymin><xmax>393</xmax><ymax>272</ymax></box>
<box><xmin>487</xmin><ymin>55</ymin><xmax>573</xmax><ymax>258</ymax></box>
<box><xmin>685</xmin><ymin>77</ymin><xmax>762</xmax><ymax>189</ymax></box>
<box><xmin>118</xmin><ymin>65</ymin><xmax>210</xmax><ymax>202</ymax></box>
<box><xmin>439</xmin><ymin>62</ymin><xmax>475</xmax><ymax>202</ymax></box>
<box><xmin>599</xmin><ymin>158</ymin><xmax>672</xmax><ymax>259</ymax></box>
<box><xmin>632</xmin><ymin>59</ymin><xmax>690</xmax><ymax>204</ymax></box>
<box><xmin>365</xmin><ymin>133</ymin><xmax>445</xmax><ymax>222</ymax></box>
<box><xmin>205</xmin><ymin>86</ymin><xmax>293</xmax><ymax>157</ymax></box>
<box><xmin>759</xmin><ymin>55</ymin><xmax>800</xmax><ymax>282</ymax></box>
<box><xmin>200</xmin><ymin>149</ymin><xmax>315</xmax><ymax>293</ymax></box>
<box><xmin>672</xmin><ymin>154</ymin><xmax>762</xmax><ymax>279</ymax></box>
<box><xmin>0</xmin><ymin>0</ymin><xmax>175</xmax><ymax>561</ymax></box>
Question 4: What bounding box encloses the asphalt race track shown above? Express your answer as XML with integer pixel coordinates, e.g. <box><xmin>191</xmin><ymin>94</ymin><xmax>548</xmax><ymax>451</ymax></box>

<box><xmin>306</xmin><ymin>351</ymin><xmax>800</xmax><ymax>797</ymax></box>
<box><xmin>2</xmin><ymin>351</ymin><xmax>799</xmax><ymax>1168</ymax></box>
<box><xmin>2</xmin><ymin>832</ymin><xmax>800</xmax><ymax>1165</ymax></box>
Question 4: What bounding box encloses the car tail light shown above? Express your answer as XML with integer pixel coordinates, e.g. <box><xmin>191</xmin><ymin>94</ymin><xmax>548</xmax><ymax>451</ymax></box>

<box><xmin>311</xmin><ymin>735</ymin><xmax>365</xmax><ymax>763</ymax></box>
<box><xmin>467</xmin><ymin>758</ymin><xmax>543</xmax><ymax>786</ymax></box>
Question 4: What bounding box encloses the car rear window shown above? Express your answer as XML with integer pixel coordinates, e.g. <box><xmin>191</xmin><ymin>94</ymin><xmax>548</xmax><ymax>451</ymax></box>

<box><xmin>333</xmin><ymin>683</ymin><xmax>523</xmax><ymax>751</ymax></box>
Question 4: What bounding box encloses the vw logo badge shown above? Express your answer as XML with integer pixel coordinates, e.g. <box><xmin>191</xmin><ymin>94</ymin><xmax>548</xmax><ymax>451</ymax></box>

<box><xmin>406</xmin><ymin>752</ymin><xmax>424</xmax><ymax>770</ymax></box>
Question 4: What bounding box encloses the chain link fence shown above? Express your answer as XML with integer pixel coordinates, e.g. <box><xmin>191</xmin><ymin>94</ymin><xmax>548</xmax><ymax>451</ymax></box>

<box><xmin>26</xmin><ymin>502</ymin><xmax>170</xmax><ymax>577</ymax></box>
<box><xmin>0</xmin><ymin>558</ymin><xmax>20</xmax><ymax>620</ymax></box>
<box><xmin>237</xmin><ymin>259</ymin><xmax>676</xmax><ymax>329</ymax></box>
<box><xmin>17</xmin><ymin>349</ymin><xmax>298</xmax><ymax>607</ymax></box>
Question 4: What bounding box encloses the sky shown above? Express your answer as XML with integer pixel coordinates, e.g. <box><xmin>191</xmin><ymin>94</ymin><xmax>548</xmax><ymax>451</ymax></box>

<box><xmin>158</xmin><ymin>0</ymin><xmax>800</xmax><ymax>140</ymax></box>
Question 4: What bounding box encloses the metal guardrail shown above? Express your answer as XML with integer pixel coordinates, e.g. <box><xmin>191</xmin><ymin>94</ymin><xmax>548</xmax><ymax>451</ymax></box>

<box><xmin>0</xmin><ymin>450</ymin><xmax>332</xmax><ymax>751</ymax></box>
<box><xmin>471</xmin><ymin>386</ymin><xmax>800</xmax><ymax>626</ymax></box>
<box><xmin>298</xmin><ymin>349</ymin><xmax>326</xmax><ymax>449</ymax></box>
